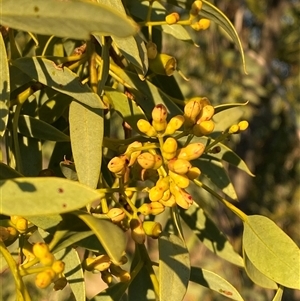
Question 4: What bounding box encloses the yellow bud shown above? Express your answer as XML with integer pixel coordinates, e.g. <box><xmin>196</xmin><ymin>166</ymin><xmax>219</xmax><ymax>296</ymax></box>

<box><xmin>199</xmin><ymin>97</ymin><xmax>211</xmax><ymax>107</ymax></box>
<box><xmin>35</xmin><ymin>271</ymin><xmax>53</xmax><ymax>288</ymax></box>
<box><xmin>161</xmin><ymin>189</ymin><xmax>171</xmax><ymax>201</ymax></box>
<box><xmin>146</xmin><ymin>41</ymin><xmax>158</xmax><ymax>59</ymax></box>
<box><xmin>152</xmin><ymin>104</ymin><xmax>168</xmax><ymax>123</ymax></box>
<box><xmin>152</xmin><ymin>154</ymin><xmax>163</xmax><ymax>169</ymax></box>
<box><xmin>93</xmin><ymin>255</ymin><xmax>111</xmax><ymax>272</ymax></box>
<box><xmin>6</xmin><ymin>226</ymin><xmax>18</xmax><ymax>240</ymax></box>
<box><xmin>33</xmin><ymin>242</ymin><xmax>50</xmax><ymax>259</ymax></box>
<box><xmin>149</xmin><ymin>53</ymin><xmax>177</xmax><ymax>76</ymax></box>
<box><xmin>130</xmin><ymin>218</ymin><xmax>145</xmax><ymax>244</ymax></box>
<box><xmin>177</xmin><ymin>143</ymin><xmax>205</xmax><ymax>161</ymax></box>
<box><xmin>125</xmin><ymin>141</ymin><xmax>142</xmax><ymax>167</ymax></box>
<box><xmin>190</xmin><ymin>0</ymin><xmax>203</xmax><ymax>16</ymax></box>
<box><xmin>101</xmin><ymin>270</ymin><xmax>113</xmax><ymax>285</ymax></box>
<box><xmin>164</xmin><ymin>115</ymin><xmax>185</xmax><ymax>136</ymax></box>
<box><xmin>107</xmin><ymin>208</ymin><xmax>126</xmax><ymax>223</ymax></box>
<box><xmin>238</xmin><ymin>120</ymin><xmax>249</xmax><ymax>131</ymax></box>
<box><xmin>143</xmin><ymin>221</ymin><xmax>162</xmax><ymax>238</ymax></box>
<box><xmin>186</xmin><ymin>167</ymin><xmax>201</xmax><ymax>180</ymax></box>
<box><xmin>40</xmin><ymin>252</ymin><xmax>55</xmax><ymax>266</ymax></box>
<box><xmin>160</xmin><ymin>194</ymin><xmax>176</xmax><ymax>207</ymax></box>
<box><xmin>162</xmin><ymin>151</ymin><xmax>177</xmax><ymax>161</ymax></box>
<box><xmin>162</xmin><ymin>137</ymin><xmax>178</xmax><ymax>154</ymax></box>
<box><xmin>137</xmin><ymin>119</ymin><xmax>157</xmax><ymax>137</ymax></box>
<box><xmin>10</xmin><ymin>215</ymin><xmax>22</xmax><ymax>225</ymax></box>
<box><xmin>169</xmin><ymin>170</ymin><xmax>190</xmax><ymax>188</ymax></box>
<box><xmin>156</xmin><ymin>176</ymin><xmax>170</xmax><ymax>191</ymax></box>
<box><xmin>149</xmin><ymin>186</ymin><xmax>164</xmax><ymax>202</ymax></box>
<box><xmin>137</xmin><ymin>152</ymin><xmax>156</xmax><ymax>169</ymax></box>
<box><xmin>165</xmin><ymin>12</ymin><xmax>180</xmax><ymax>25</ymax></box>
<box><xmin>192</xmin><ymin>120</ymin><xmax>215</xmax><ymax>136</ymax></box>
<box><xmin>184</xmin><ymin>97</ymin><xmax>202</xmax><ymax>127</ymax></box>
<box><xmin>52</xmin><ymin>260</ymin><xmax>65</xmax><ymax>274</ymax></box>
<box><xmin>107</xmin><ymin>156</ymin><xmax>127</xmax><ymax>175</ymax></box>
<box><xmin>15</xmin><ymin>218</ymin><xmax>28</xmax><ymax>233</ymax></box>
<box><xmin>198</xmin><ymin>18</ymin><xmax>210</xmax><ymax>30</ymax></box>
<box><xmin>139</xmin><ymin>201</ymin><xmax>165</xmax><ymax>216</ymax></box>
<box><xmin>170</xmin><ymin>182</ymin><xmax>194</xmax><ymax>209</ymax></box>
<box><xmin>197</xmin><ymin>105</ymin><xmax>214</xmax><ymax>123</ymax></box>
<box><xmin>110</xmin><ymin>265</ymin><xmax>131</xmax><ymax>282</ymax></box>
<box><xmin>152</xmin><ymin>120</ymin><xmax>168</xmax><ymax>132</ymax></box>
<box><xmin>168</xmin><ymin>158</ymin><xmax>192</xmax><ymax>174</ymax></box>
<box><xmin>229</xmin><ymin>124</ymin><xmax>239</xmax><ymax>134</ymax></box>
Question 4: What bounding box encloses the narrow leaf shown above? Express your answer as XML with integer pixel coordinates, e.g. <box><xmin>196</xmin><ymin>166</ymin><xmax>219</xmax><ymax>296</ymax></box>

<box><xmin>18</xmin><ymin>115</ymin><xmax>70</xmax><ymax>142</ymax></box>
<box><xmin>243</xmin><ymin>215</ymin><xmax>300</xmax><ymax>289</ymax></box>
<box><xmin>181</xmin><ymin>207</ymin><xmax>244</xmax><ymax>267</ymax></box>
<box><xmin>92</xmin><ymin>282</ymin><xmax>129</xmax><ymax>301</ymax></box>
<box><xmin>0</xmin><ymin>0</ymin><xmax>138</xmax><ymax>39</ymax></box>
<box><xmin>26</xmin><ymin>215</ymin><xmax>63</xmax><ymax>231</ymax></box>
<box><xmin>0</xmin><ymin>177</ymin><xmax>101</xmax><ymax>216</ymax></box>
<box><xmin>0</xmin><ymin>163</ymin><xmax>23</xmax><ymax>179</ymax></box>
<box><xmin>13</xmin><ymin>57</ymin><xmax>104</xmax><ymax>109</ymax></box>
<box><xmin>190</xmin><ymin>267</ymin><xmax>244</xmax><ymax>301</ymax></box>
<box><xmin>200</xmin><ymin>0</ymin><xmax>247</xmax><ymax>73</ymax></box>
<box><xmin>272</xmin><ymin>286</ymin><xmax>284</xmax><ymax>301</ymax></box>
<box><xmin>69</xmin><ymin>101</ymin><xmax>103</xmax><ymax>189</ymax></box>
<box><xmin>0</xmin><ymin>34</ymin><xmax>10</xmax><ymax>137</ymax></box>
<box><xmin>214</xmin><ymin>101</ymin><xmax>249</xmax><ymax>115</ymax></box>
<box><xmin>159</xmin><ymin>233</ymin><xmax>190</xmax><ymax>301</ymax></box>
<box><xmin>72</xmin><ymin>211</ymin><xmax>127</xmax><ymax>265</ymax></box>
<box><xmin>243</xmin><ymin>248</ymin><xmax>278</xmax><ymax>290</ymax></box>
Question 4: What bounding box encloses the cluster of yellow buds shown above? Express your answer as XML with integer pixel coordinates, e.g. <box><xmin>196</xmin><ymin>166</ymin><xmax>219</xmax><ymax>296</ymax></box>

<box><xmin>31</xmin><ymin>242</ymin><xmax>65</xmax><ymax>288</ymax></box>
<box><xmin>184</xmin><ymin>97</ymin><xmax>215</xmax><ymax>136</ymax></box>
<box><xmin>10</xmin><ymin>215</ymin><xmax>29</xmax><ymax>234</ymax></box>
<box><xmin>188</xmin><ymin>1</ymin><xmax>211</xmax><ymax>31</ymax></box>
<box><xmin>165</xmin><ymin>12</ymin><xmax>180</xmax><ymax>25</ymax></box>
<box><xmin>229</xmin><ymin>120</ymin><xmax>249</xmax><ymax>134</ymax></box>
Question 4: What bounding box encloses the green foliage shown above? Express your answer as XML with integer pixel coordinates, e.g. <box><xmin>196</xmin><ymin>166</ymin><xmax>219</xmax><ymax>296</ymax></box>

<box><xmin>0</xmin><ymin>1</ymin><xmax>298</xmax><ymax>301</ymax></box>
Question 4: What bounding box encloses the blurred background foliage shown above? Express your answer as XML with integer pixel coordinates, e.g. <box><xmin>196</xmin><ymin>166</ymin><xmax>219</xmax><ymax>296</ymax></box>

<box><xmin>161</xmin><ymin>0</ymin><xmax>299</xmax><ymax>299</ymax></box>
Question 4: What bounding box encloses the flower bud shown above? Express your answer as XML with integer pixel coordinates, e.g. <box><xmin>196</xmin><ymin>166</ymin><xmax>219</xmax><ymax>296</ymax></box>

<box><xmin>186</xmin><ymin>166</ymin><xmax>201</xmax><ymax>180</ymax></box>
<box><xmin>152</xmin><ymin>154</ymin><xmax>163</xmax><ymax>169</ymax></box>
<box><xmin>52</xmin><ymin>260</ymin><xmax>65</xmax><ymax>274</ymax></box>
<box><xmin>197</xmin><ymin>105</ymin><xmax>214</xmax><ymax>123</ymax></box>
<box><xmin>125</xmin><ymin>141</ymin><xmax>142</xmax><ymax>167</ymax></box>
<box><xmin>137</xmin><ymin>119</ymin><xmax>157</xmax><ymax>137</ymax></box>
<box><xmin>184</xmin><ymin>97</ymin><xmax>202</xmax><ymax>127</ymax></box>
<box><xmin>165</xmin><ymin>12</ymin><xmax>180</xmax><ymax>25</ymax></box>
<box><xmin>177</xmin><ymin>143</ymin><xmax>205</xmax><ymax>161</ymax></box>
<box><xmin>146</xmin><ymin>41</ymin><xmax>158</xmax><ymax>59</ymax></box>
<box><xmin>149</xmin><ymin>186</ymin><xmax>164</xmax><ymax>202</ymax></box>
<box><xmin>156</xmin><ymin>176</ymin><xmax>170</xmax><ymax>192</ymax></box>
<box><xmin>35</xmin><ymin>271</ymin><xmax>53</xmax><ymax>288</ymax></box>
<box><xmin>130</xmin><ymin>218</ymin><xmax>145</xmax><ymax>244</ymax></box>
<box><xmin>164</xmin><ymin>115</ymin><xmax>185</xmax><ymax>136</ymax></box>
<box><xmin>162</xmin><ymin>137</ymin><xmax>178</xmax><ymax>153</ymax></box>
<box><xmin>168</xmin><ymin>158</ymin><xmax>192</xmax><ymax>174</ymax></box>
<box><xmin>93</xmin><ymin>255</ymin><xmax>111</xmax><ymax>272</ymax></box>
<box><xmin>229</xmin><ymin>124</ymin><xmax>239</xmax><ymax>134</ymax></box>
<box><xmin>192</xmin><ymin>120</ymin><xmax>215</xmax><ymax>136</ymax></box>
<box><xmin>0</xmin><ymin>226</ymin><xmax>9</xmax><ymax>241</ymax></box>
<box><xmin>152</xmin><ymin>120</ymin><xmax>168</xmax><ymax>132</ymax></box>
<box><xmin>170</xmin><ymin>182</ymin><xmax>194</xmax><ymax>209</ymax></box>
<box><xmin>40</xmin><ymin>252</ymin><xmax>55</xmax><ymax>266</ymax></box>
<box><xmin>149</xmin><ymin>53</ymin><xmax>177</xmax><ymax>76</ymax></box>
<box><xmin>6</xmin><ymin>226</ymin><xmax>18</xmax><ymax>240</ymax></box>
<box><xmin>15</xmin><ymin>218</ymin><xmax>28</xmax><ymax>233</ymax></box>
<box><xmin>143</xmin><ymin>221</ymin><xmax>162</xmax><ymax>238</ymax></box>
<box><xmin>107</xmin><ymin>156</ymin><xmax>127</xmax><ymax>175</ymax></box>
<box><xmin>162</xmin><ymin>151</ymin><xmax>177</xmax><ymax>161</ymax></box>
<box><xmin>198</xmin><ymin>18</ymin><xmax>211</xmax><ymax>30</ymax></box>
<box><xmin>238</xmin><ymin>120</ymin><xmax>249</xmax><ymax>131</ymax></box>
<box><xmin>152</xmin><ymin>104</ymin><xmax>168</xmax><ymax>123</ymax></box>
<box><xmin>101</xmin><ymin>270</ymin><xmax>113</xmax><ymax>284</ymax></box>
<box><xmin>139</xmin><ymin>201</ymin><xmax>165</xmax><ymax>215</ymax></box>
<box><xmin>33</xmin><ymin>242</ymin><xmax>50</xmax><ymax>259</ymax></box>
<box><xmin>110</xmin><ymin>265</ymin><xmax>131</xmax><ymax>282</ymax></box>
<box><xmin>190</xmin><ymin>0</ymin><xmax>203</xmax><ymax>16</ymax></box>
<box><xmin>161</xmin><ymin>189</ymin><xmax>171</xmax><ymax>201</ymax></box>
<box><xmin>137</xmin><ymin>152</ymin><xmax>156</xmax><ymax>169</ymax></box>
<box><xmin>160</xmin><ymin>194</ymin><xmax>176</xmax><ymax>207</ymax></box>
<box><xmin>169</xmin><ymin>170</ymin><xmax>190</xmax><ymax>188</ymax></box>
<box><xmin>107</xmin><ymin>208</ymin><xmax>126</xmax><ymax>223</ymax></box>
<box><xmin>10</xmin><ymin>215</ymin><xmax>21</xmax><ymax>225</ymax></box>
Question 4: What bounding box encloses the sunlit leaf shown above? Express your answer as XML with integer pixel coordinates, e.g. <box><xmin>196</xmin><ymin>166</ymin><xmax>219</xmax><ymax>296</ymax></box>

<box><xmin>13</xmin><ymin>57</ymin><xmax>105</xmax><ymax>109</ymax></box>
<box><xmin>159</xmin><ymin>233</ymin><xmax>190</xmax><ymax>301</ymax></box>
<box><xmin>26</xmin><ymin>214</ymin><xmax>63</xmax><ymax>231</ymax></box>
<box><xmin>18</xmin><ymin>114</ymin><xmax>70</xmax><ymax>142</ymax></box>
<box><xmin>214</xmin><ymin>101</ymin><xmax>249</xmax><ymax>115</ymax></box>
<box><xmin>0</xmin><ymin>177</ymin><xmax>101</xmax><ymax>216</ymax></box>
<box><xmin>72</xmin><ymin>211</ymin><xmax>127</xmax><ymax>265</ymax></box>
<box><xmin>181</xmin><ymin>207</ymin><xmax>244</xmax><ymax>267</ymax></box>
<box><xmin>0</xmin><ymin>34</ymin><xmax>10</xmax><ymax>137</ymax></box>
<box><xmin>0</xmin><ymin>0</ymin><xmax>138</xmax><ymax>39</ymax></box>
<box><xmin>243</xmin><ymin>248</ymin><xmax>278</xmax><ymax>289</ymax></box>
<box><xmin>69</xmin><ymin>101</ymin><xmax>103</xmax><ymax>189</ymax></box>
<box><xmin>272</xmin><ymin>286</ymin><xmax>284</xmax><ymax>301</ymax></box>
<box><xmin>243</xmin><ymin>215</ymin><xmax>300</xmax><ymax>289</ymax></box>
<box><xmin>190</xmin><ymin>267</ymin><xmax>244</xmax><ymax>301</ymax></box>
<box><xmin>91</xmin><ymin>282</ymin><xmax>129</xmax><ymax>301</ymax></box>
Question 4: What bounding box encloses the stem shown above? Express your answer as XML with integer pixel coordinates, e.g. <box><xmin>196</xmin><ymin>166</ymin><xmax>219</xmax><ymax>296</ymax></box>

<box><xmin>193</xmin><ymin>179</ymin><xmax>248</xmax><ymax>222</ymax></box>
<box><xmin>0</xmin><ymin>240</ymin><xmax>32</xmax><ymax>301</ymax></box>
<box><xmin>12</xmin><ymin>104</ymin><xmax>23</xmax><ymax>174</ymax></box>
<box><xmin>171</xmin><ymin>207</ymin><xmax>185</xmax><ymax>242</ymax></box>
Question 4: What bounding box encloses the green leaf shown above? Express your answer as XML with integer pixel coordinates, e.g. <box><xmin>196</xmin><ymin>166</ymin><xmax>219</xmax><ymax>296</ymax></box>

<box><xmin>159</xmin><ymin>233</ymin><xmax>190</xmax><ymax>301</ymax></box>
<box><xmin>56</xmin><ymin>247</ymin><xmax>85</xmax><ymax>301</ymax></box>
<box><xmin>60</xmin><ymin>161</ymin><xmax>78</xmax><ymax>181</ymax></box>
<box><xmin>181</xmin><ymin>207</ymin><xmax>244</xmax><ymax>267</ymax></box>
<box><xmin>0</xmin><ymin>163</ymin><xmax>23</xmax><ymax>179</ymax></box>
<box><xmin>26</xmin><ymin>214</ymin><xmax>63</xmax><ymax>231</ymax></box>
<box><xmin>243</xmin><ymin>248</ymin><xmax>278</xmax><ymax>290</ymax></box>
<box><xmin>195</xmin><ymin>156</ymin><xmax>238</xmax><ymax>200</ymax></box>
<box><xmin>0</xmin><ymin>177</ymin><xmax>101</xmax><ymax>216</ymax></box>
<box><xmin>0</xmin><ymin>0</ymin><xmax>138</xmax><ymax>39</ymax></box>
<box><xmin>214</xmin><ymin>101</ymin><xmax>249</xmax><ymax>115</ymax></box>
<box><xmin>200</xmin><ymin>0</ymin><xmax>247</xmax><ymax>73</ymax></box>
<box><xmin>72</xmin><ymin>211</ymin><xmax>127</xmax><ymax>265</ymax></box>
<box><xmin>104</xmin><ymin>87</ymin><xmax>146</xmax><ymax>132</ymax></box>
<box><xmin>91</xmin><ymin>282</ymin><xmax>129</xmax><ymax>301</ymax></box>
<box><xmin>0</xmin><ymin>34</ymin><xmax>10</xmax><ymax>137</ymax></box>
<box><xmin>190</xmin><ymin>267</ymin><xmax>244</xmax><ymax>301</ymax></box>
<box><xmin>18</xmin><ymin>114</ymin><xmax>70</xmax><ymax>142</ymax></box>
<box><xmin>213</xmin><ymin>107</ymin><xmax>245</xmax><ymax>133</ymax></box>
<box><xmin>243</xmin><ymin>215</ymin><xmax>300</xmax><ymax>289</ymax></box>
<box><xmin>69</xmin><ymin>102</ymin><xmax>103</xmax><ymax>189</ymax></box>
<box><xmin>12</xmin><ymin>57</ymin><xmax>105</xmax><ymax>109</ymax></box>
